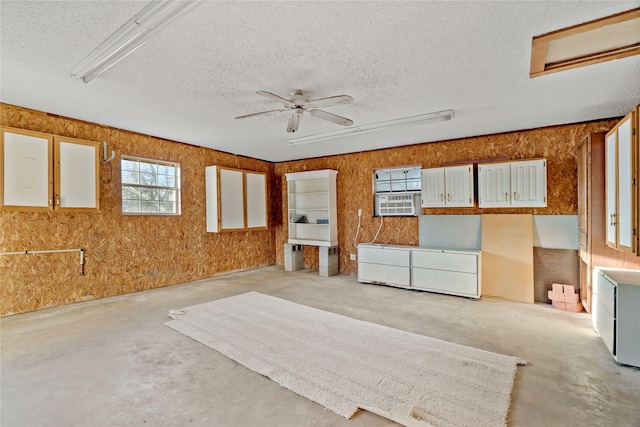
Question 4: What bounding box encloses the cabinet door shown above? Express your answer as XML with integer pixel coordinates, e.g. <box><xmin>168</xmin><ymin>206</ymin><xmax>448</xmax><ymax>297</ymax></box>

<box><xmin>245</xmin><ymin>171</ymin><xmax>267</xmax><ymax>229</ymax></box>
<box><xmin>55</xmin><ymin>137</ymin><xmax>100</xmax><ymax>211</ymax></box>
<box><xmin>511</xmin><ymin>159</ymin><xmax>547</xmax><ymax>207</ymax></box>
<box><xmin>1</xmin><ymin>127</ymin><xmax>53</xmax><ymax>211</ymax></box>
<box><xmin>478</xmin><ymin>162</ymin><xmax>510</xmax><ymax>207</ymax></box>
<box><xmin>445</xmin><ymin>165</ymin><xmax>474</xmax><ymax>207</ymax></box>
<box><xmin>616</xmin><ymin>112</ymin><xmax>636</xmax><ymax>253</ymax></box>
<box><xmin>219</xmin><ymin>168</ymin><xmax>245</xmax><ymax>230</ymax></box>
<box><xmin>421</xmin><ymin>168</ymin><xmax>445</xmax><ymax>207</ymax></box>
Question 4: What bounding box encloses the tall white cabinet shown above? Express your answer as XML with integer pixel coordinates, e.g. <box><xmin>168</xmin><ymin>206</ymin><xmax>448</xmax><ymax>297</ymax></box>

<box><xmin>478</xmin><ymin>158</ymin><xmax>547</xmax><ymax>208</ymax></box>
<box><xmin>605</xmin><ymin>108</ymin><xmax>638</xmax><ymax>255</ymax></box>
<box><xmin>206</xmin><ymin>166</ymin><xmax>268</xmax><ymax>232</ymax></box>
<box><xmin>421</xmin><ymin>164</ymin><xmax>474</xmax><ymax>208</ymax></box>
<box><xmin>286</xmin><ymin>169</ymin><xmax>338</xmax><ymax>247</ymax></box>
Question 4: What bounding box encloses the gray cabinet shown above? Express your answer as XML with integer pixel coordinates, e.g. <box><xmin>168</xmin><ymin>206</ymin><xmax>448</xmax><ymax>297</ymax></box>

<box><xmin>594</xmin><ymin>268</ymin><xmax>640</xmax><ymax>368</ymax></box>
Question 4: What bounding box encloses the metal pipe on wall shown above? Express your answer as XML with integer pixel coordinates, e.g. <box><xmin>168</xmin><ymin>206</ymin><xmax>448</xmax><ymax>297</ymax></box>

<box><xmin>0</xmin><ymin>248</ymin><xmax>85</xmax><ymax>275</ymax></box>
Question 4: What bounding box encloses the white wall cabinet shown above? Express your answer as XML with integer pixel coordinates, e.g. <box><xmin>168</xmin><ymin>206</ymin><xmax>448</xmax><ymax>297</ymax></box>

<box><xmin>206</xmin><ymin>166</ymin><xmax>268</xmax><ymax>232</ymax></box>
<box><xmin>1</xmin><ymin>127</ymin><xmax>100</xmax><ymax>212</ymax></box>
<box><xmin>286</xmin><ymin>169</ymin><xmax>337</xmax><ymax>247</ymax></box>
<box><xmin>478</xmin><ymin>159</ymin><xmax>547</xmax><ymax>208</ymax></box>
<box><xmin>594</xmin><ymin>268</ymin><xmax>640</xmax><ymax>368</ymax></box>
<box><xmin>421</xmin><ymin>164</ymin><xmax>474</xmax><ymax>208</ymax></box>
<box><xmin>605</xmin><ymin>108</ymin><xmax>638</xmax><ymax>255</ymax></box>
<box><xmin>358</xmin><ymin>244</ymin><xmax>482</xmax><ymax>298</ymax></box>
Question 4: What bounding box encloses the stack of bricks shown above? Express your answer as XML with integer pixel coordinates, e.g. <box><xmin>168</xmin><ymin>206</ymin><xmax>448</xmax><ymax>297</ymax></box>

<box><xmin>548</xmin><ymin>283</ymin><xmax>583</xmax><ymax>312</ymax></box>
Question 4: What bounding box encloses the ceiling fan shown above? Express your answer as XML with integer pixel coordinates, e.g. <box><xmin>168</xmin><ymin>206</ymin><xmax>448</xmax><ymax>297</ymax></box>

<box><xmin>235</xmin><ymin>90</ymin><xmax>354</xmax><ymax>133</ymax></box>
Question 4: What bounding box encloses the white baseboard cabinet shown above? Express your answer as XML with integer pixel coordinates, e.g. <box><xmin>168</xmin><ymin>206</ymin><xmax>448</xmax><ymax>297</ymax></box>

<box><xmin>357</xmin><ymin>244</ymin><xmax>481</xmax><ymax>298</ymax></box>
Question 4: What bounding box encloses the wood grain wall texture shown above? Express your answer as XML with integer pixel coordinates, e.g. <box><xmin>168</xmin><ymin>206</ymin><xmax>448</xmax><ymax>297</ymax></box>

<box><xmin>0</xmin><ymin>103</ymin><xmax>276</xmax><ymax>315</ymax></box>
<box><xmin>274</xmin><ymin>119</ymin><xmax>618</xmax><ymax>274</ymax></box>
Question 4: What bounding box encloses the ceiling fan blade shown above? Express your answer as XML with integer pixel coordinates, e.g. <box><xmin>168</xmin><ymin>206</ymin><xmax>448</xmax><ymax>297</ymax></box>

<box><xmin>256</xmin><ymin>91</ymin><xmax>295</xmax><ymax>107</ymax></box>
<box><xmin>235</xmin><ymin>109</ymin><xmax>287</xmax><ymax>119</ymax></box>
<box><xmin>306</xmin><ymin>95</ymin><xmax>353</xmax><ymax>108</ymax></box>
<box><xmin>287</xmin><ymin>110</ymin><xmax>303</xmax><ymax>133</ymax></box>
<box><xmin>309</xmin><ymin>109</ymin><xmax>353</xmax><ymax>127</ymax></box>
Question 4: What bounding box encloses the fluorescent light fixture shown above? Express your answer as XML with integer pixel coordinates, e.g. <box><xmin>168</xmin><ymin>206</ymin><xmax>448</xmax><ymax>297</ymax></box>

<box><xmin>530</xmin><ymin>7</ymin><xmax>640</xmax><ymax>78</ymax></box>
<box><xmin>288</xmin><ymin>109</ymin><xmax>455</xmax><ymax>145</ymax></box>
<box><xmin>71</xmin><ymin>0</ymin><xmax>202</xmax><ymax>83</ymax></box>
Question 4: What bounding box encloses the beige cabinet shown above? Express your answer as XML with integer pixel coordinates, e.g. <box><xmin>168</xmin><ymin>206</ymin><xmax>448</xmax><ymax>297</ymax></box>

<box><xmin>478</xmin><ymin>159</ymin><xmax>546</xmax><ymax>208</ymax></box>
<box><xmin>205</xmin><ymin>166</ymin><xmax>268</xmax><ymax>232</ymax></box>
<box><xmin>421</xmin><ymin>164</ymin><xmax>474</xmax><ymax>208</ymax></box>
<box><xmin>1</xmin><ymin>127</ymin><xmax>100</xmax><ymax>212</ymax></box>
<box><xmin>605</xmin><ymin>107</ymin><xmax>638</xmax><ymax>255</ymax></box>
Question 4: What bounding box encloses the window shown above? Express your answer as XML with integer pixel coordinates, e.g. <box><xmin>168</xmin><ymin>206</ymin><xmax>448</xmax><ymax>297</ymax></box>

<box><xmin>374</xmin><ymin>166</ymin><xmax>422</xmax><ymax>193</ymax></box>
<box><xmin>121</xmin><ymin>156</ymin><xmax>181</xmax><ymax>215</ymax></box>
<box><xmin>373</xmin><ymin>166</ymin><xmax>422</xmax><ymax>216</ymax></box>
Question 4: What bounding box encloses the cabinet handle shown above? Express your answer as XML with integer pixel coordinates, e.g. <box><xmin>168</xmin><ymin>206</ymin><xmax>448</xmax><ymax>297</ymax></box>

<box><xmin>440</xmin><ymin>194</ymin><xmax>444</xmax><ymax>201</ymax></box>
<box><xmin>610</xmin><ymin>213</ymin><xmax>617</xmax><ymax>226</ymax></box>
<box><xmin>505</xmin><ymin>192</ymin><xmax>508</xmax><ymax>201</ymax></box>
<box><xmin>56</xmin><ymin>197</ymin><xmax>60</xmax><ymax>206</ymax></box>
<box><xmin>447</xmin><ymin>194</ymin><xmax>452</xmax><ymax>201</ymax></box>
<box><xmin>48</xmin><ymin>198</ymin><xmax>53</xmax><ymax>207</ymax></box>
<box><xmin>513</xmin><ymin>191</ymin><xmax>518</xmax><ymax>200</ymax></box>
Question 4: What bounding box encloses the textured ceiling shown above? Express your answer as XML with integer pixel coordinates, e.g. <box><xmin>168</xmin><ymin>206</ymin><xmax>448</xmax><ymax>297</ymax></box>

<box><xmin>1</xmin><ymin>1</ymin><xmax>639</xmax><ymax>162</ymax></box>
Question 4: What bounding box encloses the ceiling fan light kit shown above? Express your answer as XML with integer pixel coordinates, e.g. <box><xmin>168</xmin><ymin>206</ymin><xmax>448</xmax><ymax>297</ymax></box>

<box><xmin>235</xmin><ymin>90</ymin><xmax>354</xmax><ymax>133</ymax></box>
<box><xmin>71</xmin><ymin>0</ymin><xmax>202</xmax><ymax>83</ymax></box>
<box><xmin>287</xmin><ymin>109</ymin><xmax>455</xmax><ymax>145</ymax></box>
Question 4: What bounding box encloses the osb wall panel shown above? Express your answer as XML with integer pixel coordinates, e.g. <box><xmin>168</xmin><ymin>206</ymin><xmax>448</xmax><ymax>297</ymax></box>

<box><xmin>0</xmin><ymin>103</ymin><xmax>276</xmax><ymax>315</ymax></box>
<box><xmin>274</xmin><ymin>120</ymin><xmax>618</xmax><ymax>275</ymax></box>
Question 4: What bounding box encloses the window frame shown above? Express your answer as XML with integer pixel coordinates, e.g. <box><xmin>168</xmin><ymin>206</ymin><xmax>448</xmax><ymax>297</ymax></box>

<box><xmin>373</xmin><ymin>165</ymin><xmax>422</xmax><ymax>217</ymax></box>
<box><xmin>120</xmin><ymin>155</ymin><xmax>181</xmax><ymax>216</ymax></box>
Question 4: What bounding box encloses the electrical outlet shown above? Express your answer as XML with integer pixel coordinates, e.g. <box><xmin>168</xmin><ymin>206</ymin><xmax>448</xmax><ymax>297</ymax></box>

<box><xmin>357</xmin><ymin>208</ymin><xmax>362</xmax><ymax>217</ymax></box>
<box><xmin>350</xmin><ymin>253</ymin><xmax>356</xmax><ymax>261</ymax></box>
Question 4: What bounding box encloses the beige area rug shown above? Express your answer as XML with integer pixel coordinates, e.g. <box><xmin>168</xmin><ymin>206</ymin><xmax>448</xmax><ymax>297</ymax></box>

<box><xmin>165</xmin><ymin>292</ymin><xmax>525</xmax><ymax>427</ymax></box>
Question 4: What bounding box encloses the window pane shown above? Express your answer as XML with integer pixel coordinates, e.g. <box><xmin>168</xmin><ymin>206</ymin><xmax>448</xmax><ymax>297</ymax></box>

<box><xmin>159</xmin><ymin>202</ymin><xmax>176</xmax><ymax>213</ymax></box>
<box><xmin>141</xmin><ymin>201</ymin><xmax>160</xmax><ymax>212</ymax></box>
<box><xmin>139</xmin><ymin>172</ymin><xmax>156</xmax><ymax>186</ymax></box>
<box><xmin>121</xmin><ymin>159</ymin><xmax>139</xmax><ymax>172</ymax></box>
<box><xmin>406</xmin><ymin>169</ymin><xmax>421</xmax><ymax>180</ymax></box>
<box><xmin>122</xmin><ymin>170</ymin><xmax>139</xmax><ymax>184</ymax></box>
<box><xmin>140</xmin><ymin>188</ymin><xmax>157</xmax><ymax>201</ymax></box>
<box><xmin>122</xmin><ymin>186</ymin><xmax>140</xmax><ymax>200</ymax></box>
<box><xmin>122</xmin><ymin>200</ymin><xmax>140</xmax><ymax>212</ymax></box>
<box><xmin>139</xmin><ymin>162</ymin><xmax>157</xmax><ymax>174</ymax></box>
<box><xmin>390</xmin><ymin>170</ymin><xmax>406</xmax><ymax>181</ymax></box>
<box><xmin>157</xmin><ymin>174</ymin><xmax>175</xmax><ymax>187</ymax></box>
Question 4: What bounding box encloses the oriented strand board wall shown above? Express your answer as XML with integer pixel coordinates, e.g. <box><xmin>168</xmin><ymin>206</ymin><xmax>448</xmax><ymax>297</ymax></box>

<box><xmin>274</xmin><ymin>119</ymin><xmax>618</xmax><ymax>273</ymax></box>
<box><xmin>0</xmin><ymin>103</ymin><xmax>276</xmax><ymax>315</ymax></box>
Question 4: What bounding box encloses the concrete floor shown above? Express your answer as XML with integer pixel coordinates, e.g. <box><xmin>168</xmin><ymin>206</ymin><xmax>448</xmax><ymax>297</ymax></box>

<box><xmin>1</xmin><ymin>266</ymin><xmax>639</xmax><ymax>427</ymax></box>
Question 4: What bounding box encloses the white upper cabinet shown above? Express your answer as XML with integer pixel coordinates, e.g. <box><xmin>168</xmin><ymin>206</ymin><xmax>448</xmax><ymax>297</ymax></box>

<box><xmin>1</xmin><ymin>127</ymin><xmax>100</xmax><ymax>212</ymax></box>
<box><xmin>478</xmin><ymin>162</ymin><xmax>511</xmax><ymax>207</ymax></box>
<box><xmin>510</xmin><ymin>159</ymin><xmax>547</xmax><ymax>207</ymax></box>
<box><xmin>206</xmin><ymin>166</ymin><xmax>268</xmax><ymax>233</ymax></box>
<box><xmin>421</xmin><ymin>168</ymin><xmax>445</xmax><ymax>207</ymax></box>
<box><xmin>605</xmin><ymin>108</ymin><xmax>638</xmax><ymax>255</ymax></box>
<box><xmin>478</xmin><ymin>159</ymin><xmax>546</xmax><ymax>208</ymax></box>
<box><xmin>421</xmin><ymin>164</ymin><xmax>473</xmax><ymax>208</ymax></box>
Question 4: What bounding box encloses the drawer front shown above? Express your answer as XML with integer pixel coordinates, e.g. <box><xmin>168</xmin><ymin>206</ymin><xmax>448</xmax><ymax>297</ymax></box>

<box><xmin>596</xmin><ymin>301</ymin><xmax>615</xmax><ymax>355</ymax></box>
<box><xmin>412</xmin><ymin>268</ymin><xmax>479</xmax><ymax>297</ymax></box>
<box><xmin>358</xmin><ymin>246</ymin><xmax>410</xmax><ymax>267</ymax></box>
<box><xmin>597</xmin><ymin>273</ymin><xmax>616</xmax><ymax>317</ymax></box>
<box><xmin>358</xmin><ymin>262</ymin><xmax>410</xmax><ymax>287</ymax></box>
<box><xmin>412</xmin><ymin>250</ymin><xmax>477</xmax><ymax>274</ymax></box>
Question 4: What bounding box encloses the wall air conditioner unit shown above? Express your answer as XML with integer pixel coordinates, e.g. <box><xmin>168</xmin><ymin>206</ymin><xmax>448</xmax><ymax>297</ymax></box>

<box><xmin>377</xmin><ymin>194</ymin><xmax>416</xmax><ymax>216</ymax></box>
